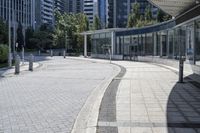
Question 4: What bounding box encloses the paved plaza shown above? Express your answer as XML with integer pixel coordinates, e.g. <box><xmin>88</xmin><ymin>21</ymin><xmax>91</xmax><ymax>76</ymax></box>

<box><xmin>1</xmin><ymin>57</ymin><xmax>200</xmax><ymax>133</ymax></box>
<box><xmin>0</xmin><ymin>57</ymin><xmax>119</xmax><ymax>133</ymax></box>
<box><xmin>97</xmin><ymin>61</ymin><xmax>200</xmax><ymax>133</ymax></box>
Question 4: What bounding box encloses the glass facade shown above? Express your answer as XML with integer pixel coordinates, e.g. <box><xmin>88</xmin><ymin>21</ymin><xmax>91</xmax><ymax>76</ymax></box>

<box><xmin>196</xmin><ymin>20</ymin><xmax>200</xmax><ymax>66</ymax></box>
<box><xmin>91</xmin><ymin>33</ymin><xmax>111</xmax><ymax>55</ymax></box>
<box><xmin>90</xmin><ymin>17</ymin><xmax>200</xmax><ymax>68</ymax></box>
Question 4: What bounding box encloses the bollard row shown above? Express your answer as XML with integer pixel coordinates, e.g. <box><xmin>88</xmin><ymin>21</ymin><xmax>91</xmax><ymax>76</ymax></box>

<box><xmin>14</xmin><ymin>54</ymin><xmax>35</xmax><ymax>75</ymax></box>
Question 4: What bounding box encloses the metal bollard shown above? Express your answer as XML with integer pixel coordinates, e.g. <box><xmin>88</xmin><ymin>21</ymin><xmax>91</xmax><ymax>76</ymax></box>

<box><xmin>29</xmin><ymin>54</ymin><xmax>34</xmax><ymax>71</ymax></box>
<box><xmin>63</xmin><ymin>50</ymin><xmax>66</xmax><ymax>58</ymax></box>
<box><xmin>15</xmin><ymin>55</ymin><xmax>20</xmax><ymax>74</ymax></box>
<box><xmin>38</xmin><ymin>50</ymin><xmax>41</xmax><ymax>56</ymax></box>
<box><xmin>50</xmin><ymin>50</ymin><xmax>53</xmax><ymax>57</ymax></box>
<box><xmin>178</xmin><ymin>56</ymin><xmax>185</xmax><ymax>83</ymax></box>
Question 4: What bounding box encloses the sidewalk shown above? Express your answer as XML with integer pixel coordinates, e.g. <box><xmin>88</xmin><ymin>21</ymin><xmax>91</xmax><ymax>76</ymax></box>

<box><xmin>97</xmin><ymin>61</ymin><xmax>200</xmax><ymax>133</ymax></box>
<box><xmin>0</xmin><ymin>62</ymin><xmax>40</xmax><ymax>77</ymax></box>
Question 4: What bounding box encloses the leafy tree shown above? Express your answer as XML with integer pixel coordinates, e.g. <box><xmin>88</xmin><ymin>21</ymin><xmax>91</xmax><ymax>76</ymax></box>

<box><xmin>76</xmin><ymin>14</ymin><xmax>89</xmax><ymax>52</ymax></box>
<box><xmin>157</xmin><ymin>9</ymin><xmax>171</xmax><ymax>22</ymax></box>
<box><xmin>93</xmin><ymin>15</ymin><xmax>101</xmax><ymax>30</ymax></box>
<box><xmin>54</xmin><ymin>11</ymin><xmax>89</xmax><ymax>53</ymax></box>
<box><xmin>25</xmin><ymin>27</ymin><xmax>34</xmax><ymax>49</ymax></box>
<box><xmin>145</xmin><ymin>5</ymin><xmax>152</xmax><ymax>21</ymax></box>
<box><xmin>127</xmin><ymin>14</ymin><xmax>135</xmax><ymax>28</ymax></box>
<box><xmin>16</xmin><ymin>22</ymin><xmax>24</xmax><ymax>51</ymax></box>
<box><xmin>29</xmin><ymin>24</ymin><xmax>54</xmax><ymax>51</ymax></box>
<box><xmin>30</xmin><ymin>31</ymin><xmax>53</xmax><ymax>51</ymax></box>
<box><xmin>157</xmin><ymin>9</ymin><xmax>165</xmax><ymax>22</ymax></box>
<box><xmin>0</xmin><ymin>44</ymin><xmax>8</xmax><ymax>63</ymax></box>
<box><xmin>127</xmin><ymin>3</ymin><xmax>140</xmax><ymax>28</ymax></box>
<box><xmin>132</xmin><ymin>3</ymin><xmax>140</xmax><ymax>20</ymax></box>
<box><xmin>127</xmin><ymin>3</ymin><xmax>172</xmax><ymax>28</ymax></box>
<box><xmin>0</xmin><ymin>18</ymin><xmax>8</xmax><ymax>44</ymax></box>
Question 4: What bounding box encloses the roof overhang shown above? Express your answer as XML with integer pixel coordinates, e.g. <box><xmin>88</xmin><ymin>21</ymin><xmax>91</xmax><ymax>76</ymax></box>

<box><xmin>148</xmin><ymin>0</ymin><xmax>199</xmax><ymax>17</ymax></box>
<box><xmin>80</xmin><ymin>28</ymin><xmax>127</xmax><ymax>35</ymax></box>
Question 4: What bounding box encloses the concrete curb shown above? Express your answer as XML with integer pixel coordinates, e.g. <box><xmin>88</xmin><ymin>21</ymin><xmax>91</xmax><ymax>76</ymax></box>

<box><xmin>71</xmin><ymin>62</ymin><xmax>121</xmax><ymax>133</ymax></box>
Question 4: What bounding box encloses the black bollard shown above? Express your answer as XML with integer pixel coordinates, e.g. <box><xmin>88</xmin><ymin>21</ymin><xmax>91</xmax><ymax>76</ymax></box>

<box><xmin>179</xmin><ymin>56</ymin><xmax>185</xmax><ymax>83</ymax></box>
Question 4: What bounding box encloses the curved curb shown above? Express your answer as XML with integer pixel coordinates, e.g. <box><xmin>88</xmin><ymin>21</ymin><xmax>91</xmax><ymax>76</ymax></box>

<box><xmin>97</xmin><ymin>64</ymin><xmax>126</xmax><ymax>133</ymax></box>
<box><xmin>71</xmin><ymin>63</ymin><xmax>121</xmax><ymax>133</ymax></box>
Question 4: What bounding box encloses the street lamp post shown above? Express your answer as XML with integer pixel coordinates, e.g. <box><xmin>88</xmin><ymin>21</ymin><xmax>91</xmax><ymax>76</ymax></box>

<box><xmin>8</xmin><ymin>0</ymin><xmax>12</xmax><ymax>67</ymax></box>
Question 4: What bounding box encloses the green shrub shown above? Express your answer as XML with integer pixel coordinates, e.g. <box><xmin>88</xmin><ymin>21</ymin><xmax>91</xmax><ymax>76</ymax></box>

<box><xmin>0</xmin><ymin>44</ymin><xmax>8</xmax><ymax>63</ymax></box>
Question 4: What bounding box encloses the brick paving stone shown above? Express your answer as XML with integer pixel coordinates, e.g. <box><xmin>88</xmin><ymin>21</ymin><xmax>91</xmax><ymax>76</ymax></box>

<box><xmin>97</xmin><ymin>61</ymin><xmax>200</xmax><ymax>133</ymax></box>
<box><xmin>0</xmin><ymin>57</ymin><xmax>118</xmax><ymax>133</ymax></box>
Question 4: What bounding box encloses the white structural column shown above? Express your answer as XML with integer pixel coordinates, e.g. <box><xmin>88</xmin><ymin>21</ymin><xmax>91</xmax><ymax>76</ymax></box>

<box><xmin>84</xmin><ymin>34</ymin><xmax>87</xmax><ymax>57</ymax></box>
<box><xmin>160</xmin><ymin>33</ymin><xmax>163</xmax><ymax>57</ymax></box>
<box><xmin>167</xmin><ymin>30</ymin><xmax>170</xmax><ymax>57</ymax></box>
<box><xmin>153</xmin><ymin>32</ymin><xmax>157</xmax><ymax>56</ymax></box>
<box><xmin>111</xmin><ymin>31</ymin><xmax>115</xmax><ymax>57</ymax></box>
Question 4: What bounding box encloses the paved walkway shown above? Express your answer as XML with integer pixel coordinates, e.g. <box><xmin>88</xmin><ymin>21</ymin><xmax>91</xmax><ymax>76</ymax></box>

<box><xmin>0</xmin><ymin>57</ymin><xmax>119</xmax><ymax>133</ymax></box>
<box><xmin>97</xmin><ymin>61</ymin><xmax>200</xmax><ymax>133</ymax></box>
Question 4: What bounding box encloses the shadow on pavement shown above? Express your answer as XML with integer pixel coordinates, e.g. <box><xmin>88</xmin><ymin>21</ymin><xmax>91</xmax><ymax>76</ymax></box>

<box><xmin>24</xmin><ymin>55</ymin><xmax>51</xmax><ymax>63</ymax></box>
<box><xmin>167</xmin><ymin>74</ymin><xmax>200</xmax><ymax>132</ymax></box>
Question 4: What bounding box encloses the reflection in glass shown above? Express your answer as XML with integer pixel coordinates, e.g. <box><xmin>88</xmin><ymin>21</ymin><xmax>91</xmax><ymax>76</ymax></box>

<box><xmin>138</xmin><ymin>35</ymin><xmax>142</xmax><ymax>56</ymax></box>
<box><xmin>174</xmin><ymin>29</ymin><xmax>179</xmax><ymax>59</ymax></box>
<box><xmin>123</xmin><ymin>36</ymin><xmax>131</xmax><ymax>55</ymax></box>
<box><xmin>168</xmin><ymin>30</ymin><xmax>174</xmax><ymax>58</ymax></box>
<box><xmin>161</xmin><ymin>31</ymin><xmax>167</xmax><ymax>57</ymax></box>
<box><xmin>91</xmin><ymin>33</ymin><xmax>111</xmax><ymax>55</ymax></box>
<box><xmin>196</xmin><ymin>21</ymin><xmax>200</xmax><ymax>66</ymax></box>
<box><xmin>186</xmin><ymin>25</ymin><xmax>194</xmax><ymax>62</ymax></box>
<box><xmin>146</xmin><ymin>33</ymin><xmax>153</xmax><ymax>55</ymax></box>
<box><xmin>156</xmin><ymin>32</ymin><xmax>161</xmax><ymax>56</ymax></box>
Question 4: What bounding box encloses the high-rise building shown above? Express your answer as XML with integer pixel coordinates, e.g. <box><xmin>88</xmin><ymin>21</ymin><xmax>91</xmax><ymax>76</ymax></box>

<box><xmin>55</xmin><ymin>0</ymin><xmax>65</xmax><ymax>14</ymax></box>
<box><xmin>35</xmin><ymin>0</ymin><xmax>54</xmax><ymax>29</ymax></box>
<box><xmin>83</xmin><ymin>0</ymin><xmax>98</xmax><ymax>25</ymax></box>
<box><xmin>65</xmin><ymin>0</ymin><xmax>83</xmax><ymax>13</ymax></box>
<box><xmin>0</xmin><ymin>0</ymin><xmax>35</xmax><ymax>50</ymax></box>
<box><xmin>0</xmin><ymin>0</ymin><xmax>35</xmax><ymax>28</ymax></box>
<box><xmin>107</xmin><ymin>0</ymin><xmax>158</xmax><ymax>28</ymax></box>
<box><xmin>98</xmin><ymin>0</ymin><xmax>108</xmax><ymax>28</ymax></box>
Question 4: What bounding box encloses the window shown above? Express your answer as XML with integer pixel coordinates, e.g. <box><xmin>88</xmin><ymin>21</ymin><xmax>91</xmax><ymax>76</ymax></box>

<box><xmin>168</xmin><ymin>30</ymin><xmax>174</xmax><ymax>58</ymax></box>
<box><xmin>145</xmin><ymin>33</ymin><xmax>153</xmax><ymax>56</ymax></box>
<box><xmin>195</xmin><ymin>20</ymin><xmax>200</xmax><ymax>66</ymax></box>
<box><xmin>186</xmin><ymin>24</ymin><xmax>194</xmax><ymax>62</ymax></box>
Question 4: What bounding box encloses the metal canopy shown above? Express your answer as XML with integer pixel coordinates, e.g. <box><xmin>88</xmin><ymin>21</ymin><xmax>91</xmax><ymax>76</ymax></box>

<box><xmin>148</xmin><ymin>0</ymin><xmax>198</xmax><ymax>17</ymax></box>
<box><xmin>80</xmin><ymin>28</ymin><xmax>126</xmax><ymax>35</ymax></box>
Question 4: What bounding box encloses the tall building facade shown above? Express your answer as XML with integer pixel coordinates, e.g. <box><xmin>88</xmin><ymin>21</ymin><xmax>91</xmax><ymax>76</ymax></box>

<box><xmin>55</xmin><ymin>0</ymin><xmax>65</xmax><ymax>14</ymax></box>
<box><xmin>0</xmin><ymin>0</ymin><xmax>35</xmax><ymax>50</ymax></box>
<box><xmin>0</xmin><ymin>0</ymin><xmax>35</xmax><ymax>28</ymax></box>
<box><xmin>35</xmin><ymin>0</ymin><xmax>54</xmax><ymax>29</ymax></box>
<box><xmin>65</xmin><ymin>0</ymin><xmax>83</xmax><ymax>13</ymax></box>
<box><xmin>98</xmin><ymin>0</ymin><xmax>108</xmax><ymax>28</ymax></box>
<box><xmin>107</xmin><ymin>0</ymin><xmax>158</xmax><ymax>28</ymax></box>
<box><xmin>83</xmin><ymin>0</ymin><xmax>98</xmax><ymax>25</ymax></box>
